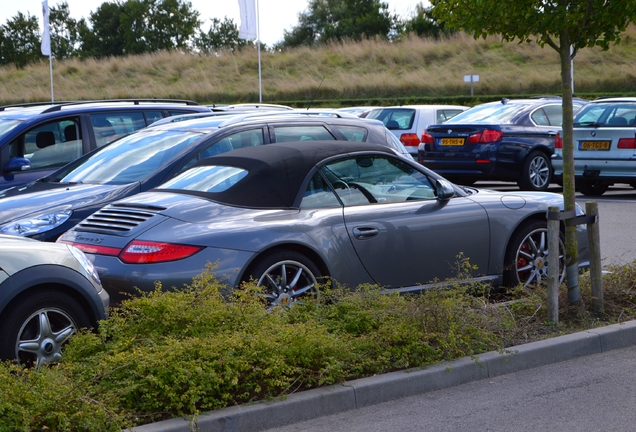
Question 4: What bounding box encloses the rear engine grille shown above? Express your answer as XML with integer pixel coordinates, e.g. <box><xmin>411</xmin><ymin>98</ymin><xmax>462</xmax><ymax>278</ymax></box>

<box><xmin>76</xmin><ymin>204</ymin><xmax>166</xmax><ymax>233</ymax></box>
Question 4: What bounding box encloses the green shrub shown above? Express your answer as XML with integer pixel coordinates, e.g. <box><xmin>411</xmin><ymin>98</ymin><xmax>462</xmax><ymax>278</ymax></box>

<box><xmin>3</xmin><ymin>262</ymin><xmax>636</xmax><ymax>430</ymax></box>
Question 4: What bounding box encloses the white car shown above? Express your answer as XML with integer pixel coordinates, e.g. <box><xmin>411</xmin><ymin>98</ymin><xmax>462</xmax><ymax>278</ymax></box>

<box><xmin>366</xmin><ymin>105</ymin><xmax>469</xmax><ymax>158</ymax></box>
<box><xmin>0</xmin><ymin>234</ymin><xmax>109</xmax><ymax>367</ymax></box>
<box><xmin>552</xmin><ymin>97</ymin><xmax>636</xmax><ymax>195</ymax></box>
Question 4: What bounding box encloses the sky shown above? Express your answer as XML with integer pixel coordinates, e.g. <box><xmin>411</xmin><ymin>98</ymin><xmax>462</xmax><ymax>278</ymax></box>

<box><xmin>0</xmin><ymin>0</ymin><xmax>425</xmax><ymax>46</ymax></box>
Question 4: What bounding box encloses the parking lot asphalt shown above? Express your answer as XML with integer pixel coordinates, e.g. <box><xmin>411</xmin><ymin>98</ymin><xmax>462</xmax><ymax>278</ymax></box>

<box><xmin>130</xmin><ymin>320</ymin><xmax>636</xmax><ymax>432</ymax></box>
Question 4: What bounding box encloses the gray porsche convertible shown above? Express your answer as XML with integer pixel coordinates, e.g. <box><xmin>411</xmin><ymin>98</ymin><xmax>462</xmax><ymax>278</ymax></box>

<box><xmin>58</xmin><ymin>141</ymin><xmax>589</xmax><ymax>305</ymax></box>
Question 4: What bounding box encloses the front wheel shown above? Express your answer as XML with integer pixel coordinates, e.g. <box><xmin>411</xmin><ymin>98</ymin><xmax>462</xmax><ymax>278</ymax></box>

<box><xmin>517</xmin><ymin>151</ymin><xmax>552</xmax><ymax>191</ymax></box>
<box><xmin>248</xmin><ymin>250</ymin><xmax>322</xmax><ymax>307</ymax></box>
<box><xmin>503</xmin><ymin>221</ymin><xmax>565</xmax><ymax>288</ymax></box>
<box><xmin>0</xmin><ymin>289</ymin><xmax>90</xmax><ymax>368</ymax></box>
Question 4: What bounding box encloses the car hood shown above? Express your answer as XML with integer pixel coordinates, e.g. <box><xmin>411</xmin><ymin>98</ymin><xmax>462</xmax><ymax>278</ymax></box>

<box><xmin>0</xmin><ymin>181</ymin><xmax>139</xmax><ymax>222</ymax></box>
<box><xmin>0</xmin><ymin>234</ymin><xmax>76</xmax><ymax>275</ymax></box>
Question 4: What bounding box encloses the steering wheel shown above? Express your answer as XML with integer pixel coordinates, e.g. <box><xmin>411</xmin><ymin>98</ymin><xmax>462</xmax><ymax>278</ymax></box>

<box><xmin>348</xmin><ymin>182</ymin><xmax>377</xmax><ymax>203</ymax></box>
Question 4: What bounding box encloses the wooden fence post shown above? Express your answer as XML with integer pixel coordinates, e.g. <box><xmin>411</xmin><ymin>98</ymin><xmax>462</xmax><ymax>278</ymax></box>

<box><xmin>547</xmin><ymin>206</ymin><xmax>560</xmax><ymax>323</ymax></box>
<box><xmin>586</xmin><ymin>201</ymin><xmax>603</xmax><ymax>314</ymax></box>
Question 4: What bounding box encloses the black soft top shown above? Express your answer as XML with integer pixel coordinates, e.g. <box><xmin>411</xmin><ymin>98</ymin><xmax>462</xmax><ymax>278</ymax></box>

<box><xmin>170</xmin><ymin>140</ymin><xmax>396</xmax><ymax>209</ymax></box>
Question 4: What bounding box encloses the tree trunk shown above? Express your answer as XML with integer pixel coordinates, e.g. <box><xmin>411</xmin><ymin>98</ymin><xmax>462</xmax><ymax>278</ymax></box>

<box><xmin>559</xmin><ymin>29</ymin><xmax>580</xmax><ymax>304</ymax></box>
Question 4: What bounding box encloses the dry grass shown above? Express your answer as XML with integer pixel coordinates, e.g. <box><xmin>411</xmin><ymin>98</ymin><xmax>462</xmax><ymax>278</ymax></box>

<box><xmin>2</xmin><ymin>27</ymin><xmax>636</xmax><ymax>106</ymax></box>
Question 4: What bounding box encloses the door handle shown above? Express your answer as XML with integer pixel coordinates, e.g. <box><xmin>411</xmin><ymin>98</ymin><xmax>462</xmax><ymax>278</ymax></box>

<box><xmin>353</xmin><ymin>227</ymin><xmax>379</xmax><ymax>239</ymax></box>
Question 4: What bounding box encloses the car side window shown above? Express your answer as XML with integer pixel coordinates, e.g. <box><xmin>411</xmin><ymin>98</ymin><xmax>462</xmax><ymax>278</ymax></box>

<box><xmin>10</xmin><ymin>119</ymin><xmax>82</xmax><ymax>170</ymax></box>
<box><xmin>300</xmin><ymin>172</ymin><xmax>341</xmax><ymax>208</ymax></box>
<box><xmin>176</xmin><ymin>129</ymin><xmax>265</xmax><ymax>175</ymax></box>
<box><xmin>542</xmin><ymin>105</ymin><xmax>563</xmax><ymax>126</ymax></box>
<box><xmin>531</xmin><ymin>108</ymin><xmax>550</xmax><ymax>126</ymax></box>
<box><xmin>144</xmin><ymin>111</ymin><xmax>164</xmax><ymax>125</ymax></box>
<box><xmin>331</xmin><ymin>125</ymin><xmax>368</xmax><ymax>142</ymax></box>
<box><xmin>90</xmin><ymin>112</ymin><xmax>146</xmax><ymax>147</ymax></box>
<box><xmin>319</xmin><ymin>155</ymin><xmax>436</xmax><ymax>206</ymax></box>
<box><xmin>273</xmin><ymin>125</ymin><xmax>335</xmax><ymax>142</ymax></box>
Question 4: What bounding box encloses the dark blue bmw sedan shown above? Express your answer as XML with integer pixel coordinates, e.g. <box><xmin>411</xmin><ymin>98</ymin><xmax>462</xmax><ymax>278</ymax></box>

<box><xmin>418</xmin><ymin>97</ymin><xmax>587</xmax><ymax>191</ymax></box>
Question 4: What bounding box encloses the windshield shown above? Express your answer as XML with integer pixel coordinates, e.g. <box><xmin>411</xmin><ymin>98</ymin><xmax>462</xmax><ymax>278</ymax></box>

<box><xmin>445</xmin><ymin>103</ymin><xmax>530</xmax><ymax>124</ymax></box>
<box><xmin>52</xmin><ymin>129</ymin><xmax>203</xmax><ymax>184</ymax></box>
<box><xmin>0</xmin><ymin>119</ymin><xmax>23</xmax><ymax>139</ymax></box>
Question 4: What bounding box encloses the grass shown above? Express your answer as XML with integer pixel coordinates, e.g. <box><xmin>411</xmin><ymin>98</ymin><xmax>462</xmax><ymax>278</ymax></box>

<box><xmin>1</xmin><ymin>261</ymin><xmax>636</xmax><ymax>431</ymax></box>
<box><xmin>1</xmin><ymin>27</ymin><xmax>636</xmax><ymax>106</ymax></box>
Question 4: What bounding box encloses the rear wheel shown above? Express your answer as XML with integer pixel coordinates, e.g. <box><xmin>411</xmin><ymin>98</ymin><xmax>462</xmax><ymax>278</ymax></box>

<box><xmin>0</xmin><ymin>289</ymin><xmax>90</xmax><ymax>368</ymax></box>
<box><xmin>503</xmin><ymin>221</ymin><xmax>565</xmax><ymax>288</ymax></box>
<box><xmin>249</xmin><ymin>250</ymin><xmax>321</xmax><ymax>307</ymax></box>
<box><xmin>577</xmin><ymin>179</ymin><xmax>609</xmax><ymax>196</ymax></box>
<box><xmin>518</xmin><ymin>151</ymin><xmax>552</xmax><ymax>191</ymax></box>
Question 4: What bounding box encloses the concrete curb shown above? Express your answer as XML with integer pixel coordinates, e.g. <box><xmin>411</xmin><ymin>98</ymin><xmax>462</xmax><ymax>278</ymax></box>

<box><xmin>130</xmin><ymin>320</ymin><xmax>636</xmax><ymax>432</ymax></box>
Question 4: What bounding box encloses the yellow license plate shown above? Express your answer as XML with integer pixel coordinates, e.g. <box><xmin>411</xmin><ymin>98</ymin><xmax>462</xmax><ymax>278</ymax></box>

<box><xmin>580</xmin><ymin>141</ymin><xmax>610</xmax><ymax>150</ymax></box>
<box><xmin>440</xmin><ymin>138</ymin><xmax>465</xmax><ymax>146</ymax></box>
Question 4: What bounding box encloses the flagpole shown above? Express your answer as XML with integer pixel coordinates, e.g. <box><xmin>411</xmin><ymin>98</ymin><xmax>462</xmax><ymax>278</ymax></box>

<box><xmin>41</xmin><ymin>0</ymin><xmax>54</xmax><ymax>102</ymax></box>
<box><xmin>49</xmin><ymin>55</ymin><xmax>54</xmax><ymax>103</ymax></box>
<box><xmin>256</xmin><ymin>0</ymin><xmax>262</xmax><ymax>103</ymax></box>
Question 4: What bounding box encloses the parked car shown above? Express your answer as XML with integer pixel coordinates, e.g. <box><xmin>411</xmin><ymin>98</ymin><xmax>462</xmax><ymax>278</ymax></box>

<box><xmin>366</xmin><ymin>104</ymin><xmax>469</xmax><ymax>157</ymax></box>
<box><xmin>336</xmin><ymin>106</ymin><xmax>382</xmax><ymax>118</ymax></box>
<box><xmin>552</xmin><ymin>97</ymin><xmax>636</xmax><ymax>196</ymax></box>
<box><xmin>0</xmin><ymin>234</ymin><xmax>108</xmax><ymax>367</ymax></box>
<box><xmin>0</xmin><ymin>99</ymin><xmax>211</xmax><ymax>190</ymax></box>
<box><xmin>0</xmin><ymin>113</ymin><xmax>409</xmax><ymax>242</ymax></box>
<box><xmin>418</xmin><ymin>97</ymin><xmax>588</xmax><ymax>191</ymax></box>
<box><xmin>58</xmin><ymin>141</ymin><xmax>590</xmax><ymax>305</ymax></box>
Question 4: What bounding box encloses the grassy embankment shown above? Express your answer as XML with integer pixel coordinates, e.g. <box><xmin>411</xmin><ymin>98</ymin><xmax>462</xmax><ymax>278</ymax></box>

<box><xmin>1</xmin><ymin>28</ymin><xmax>636</xmax><ymax>106</ymax></box>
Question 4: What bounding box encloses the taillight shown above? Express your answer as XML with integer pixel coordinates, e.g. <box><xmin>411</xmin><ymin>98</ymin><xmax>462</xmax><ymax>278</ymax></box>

<box><xmin>468</xmin><ymin>129</ymin><xmax>503</xmax><ymax>143</ymax></box>
<box><xmin>400</xmin><ymin>133</ymin><xmax>421</xmax><ymax>147</ymax></box>
<box><xmin>119</xmin><ymin>240</ymin><xmax>203</xmax><ymax>264</ymax></box>
<box><xmin>59</xmin><ymin>240</ymin><xmax>121</xmax><ymax>256</ymax></box>
<box><xmin>618</xmin><ymin>137</ymin><xmax>636</xmax><ymax>149</ymax></box>
<box><xmin>420</xmin><ymin>132</ymin><xmax>434</xmax><ymax>144</ymax></box>
<box><xmin>555</xmin><ymin>133</ymin><xmax>562</xmax><ymax>149</ymax></box>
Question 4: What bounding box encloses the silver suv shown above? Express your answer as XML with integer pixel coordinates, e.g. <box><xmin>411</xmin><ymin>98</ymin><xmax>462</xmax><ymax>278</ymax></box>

<box><xmin>552</xmin><ymin>97</ymin><xmax>636</xmax><ymax>195</ymax></box>
<box><xmin>0</xmin><ymin>234</ymin><xmax>108</xmax><ymax>367</ymax></box>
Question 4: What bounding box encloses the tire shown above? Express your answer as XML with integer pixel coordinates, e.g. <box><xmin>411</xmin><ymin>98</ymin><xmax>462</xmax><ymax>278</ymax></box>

<box><xmin>503</xmin><ymin>221</ymin><xmax>565</xmax><ymax>288</ymax></box>
<box><xmin>248</xmin><ymin>250</ymin><xmax>322</xmax><ymax>307</ymax></box>
<box><xmin>517</xmin><ymin>151</ymin><xmax>552</xmax><ymax>191</ymax></box>
<box><xmin>578</xmin><ymin>179</ymin><xmax>609</xmax><ymax>196</ymax></box>
<box><xmin>0</xmin><ymin>289</ymin><xmax>90</xmax><ymax>368</ymax></box>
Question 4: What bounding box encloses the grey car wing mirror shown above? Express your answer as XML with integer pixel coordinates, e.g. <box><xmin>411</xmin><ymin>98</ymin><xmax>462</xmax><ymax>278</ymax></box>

<box><xmin>4</xmin><ymin>157</ymin><xmax>31</xmax><ymax>173</ymax></box>
<box><xmin>435</xmin><ymin>178</ymin><xmax>455</xmax><ymax>201</ymax></box>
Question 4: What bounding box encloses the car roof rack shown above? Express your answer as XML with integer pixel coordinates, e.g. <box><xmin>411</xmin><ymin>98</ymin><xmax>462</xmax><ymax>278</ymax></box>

<box><xmin>217</xmin><ymin>109</ymin><xmax>359</xmax><ymax>125</ymax></box>
<box><xmin>0</xmin><ymin>99</ymin><xmax>200</xmax><ymax>113</ymax></box>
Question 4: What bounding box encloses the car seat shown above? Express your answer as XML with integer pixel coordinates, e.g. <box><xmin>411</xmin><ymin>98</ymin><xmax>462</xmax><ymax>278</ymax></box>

<box><xmin>35</xmin><ymin>131</ymin><xmax>56</xmax><ymax>149</ymax></box>
<box><xmin>64</xmin><ymin>125</ymin><xmax>77</xmax><ymax>141</ymax></box>
<box><xmin>607</xmin><ymin>117</ymin><xmax>628</xmax><ymax>126</ymax></box>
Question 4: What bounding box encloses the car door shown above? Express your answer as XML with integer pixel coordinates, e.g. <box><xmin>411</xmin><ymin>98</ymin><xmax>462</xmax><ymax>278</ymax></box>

<box><xmin>319</xmin><ymin>154</ymin><xmax>490</xmax><ymax>289</ymax></box>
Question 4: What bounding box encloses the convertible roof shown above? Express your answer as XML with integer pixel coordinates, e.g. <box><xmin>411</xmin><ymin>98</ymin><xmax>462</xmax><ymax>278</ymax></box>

<box><xmin>171</xmin><ymin>140</ymin><xmax>396</xmax><ymax>209</ymax></box>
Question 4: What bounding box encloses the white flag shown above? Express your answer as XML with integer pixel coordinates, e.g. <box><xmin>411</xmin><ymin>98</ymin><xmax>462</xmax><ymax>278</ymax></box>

<box><xmin>41</xmin><ymin>0</ymin><xmax>51</xmax><ymax>56</ymax></box>
<box><xmin>237</xmin><ymin>0</ymin><xmax>257</xmax><ymax>40</ymax></box>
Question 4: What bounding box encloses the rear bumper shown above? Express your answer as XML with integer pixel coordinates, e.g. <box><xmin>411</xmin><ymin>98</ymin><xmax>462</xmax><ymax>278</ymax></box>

<box><xmin>552</xmin><ymin>154</ymin><xmax>636</xmax><ymax>181</ymax></box>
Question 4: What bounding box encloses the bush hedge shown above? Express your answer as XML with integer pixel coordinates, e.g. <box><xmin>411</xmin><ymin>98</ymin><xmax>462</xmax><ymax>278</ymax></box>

<box><xmin>2</xmin><ymin>262</ymin><xmax>636</xmax><ymax>431</ymax></box>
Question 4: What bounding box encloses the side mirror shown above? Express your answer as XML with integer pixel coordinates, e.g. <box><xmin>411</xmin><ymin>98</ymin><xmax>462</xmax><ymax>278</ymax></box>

<box><xmin>436</xmin><ymin>178</ymin><xmax>455</xmax><ymax>201</ymax></box>
<box><xmin>4</xmin><ymin>157</ymin><xmax>31</xmax><ymax>173</ymax></box>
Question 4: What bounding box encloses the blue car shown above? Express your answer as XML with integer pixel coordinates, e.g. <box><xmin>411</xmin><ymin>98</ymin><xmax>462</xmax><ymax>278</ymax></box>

<box><xmin>418</xmin><ymin>97</ymin><xmax>587</xmax><ymax>191</ymax></box>
<box><xmin>0</xmin><ymin>99</ymin><xmax>210</xmax><ymax>190</ymax></box>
